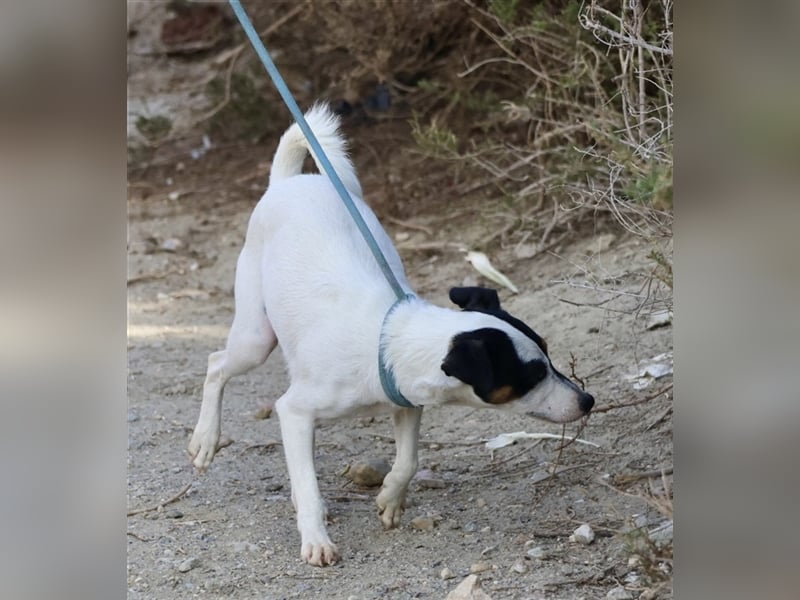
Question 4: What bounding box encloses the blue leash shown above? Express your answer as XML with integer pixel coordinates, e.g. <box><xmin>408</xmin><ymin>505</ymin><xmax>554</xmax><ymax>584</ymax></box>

<box><xmin>228</xmin><ymin>0</ymin><xmax>417</xmax><ymax>408</ymax></box>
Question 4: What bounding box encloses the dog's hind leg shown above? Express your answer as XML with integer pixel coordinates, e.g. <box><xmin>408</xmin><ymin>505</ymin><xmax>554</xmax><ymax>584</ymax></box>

<box><xmin>376</xmin><ymin>407</ymin><xmax>423</xmax><ymax>529</ymax></box>
<box><xmin>189</xmin><ymin>243</ymin><xmax>277</xmax><ymax>472</ymax></box>
<box><xmin>275</xmin><ymin>387</ymin><xmax>339</xmax><ymax>566</ymax></box>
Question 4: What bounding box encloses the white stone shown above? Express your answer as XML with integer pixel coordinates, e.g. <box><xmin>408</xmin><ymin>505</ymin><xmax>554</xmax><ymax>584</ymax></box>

<box><xmin>570</xmin><ymin>523</ymin><xmax>595</xmax><ymax>545</ymax></box>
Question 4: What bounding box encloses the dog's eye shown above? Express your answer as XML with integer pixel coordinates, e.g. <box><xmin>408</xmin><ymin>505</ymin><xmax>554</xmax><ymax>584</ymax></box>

<box><xmin>525</xmin><ymin>360</ymin><xmax>548</xmax><ymax>387</ymax></box>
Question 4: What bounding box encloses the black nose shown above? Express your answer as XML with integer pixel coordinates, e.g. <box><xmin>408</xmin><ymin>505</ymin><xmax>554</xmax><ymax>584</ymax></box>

<box><xmin>579</xmin><ymin>392</ymin><xmax>595</xmax><ymax>413</ymax></box>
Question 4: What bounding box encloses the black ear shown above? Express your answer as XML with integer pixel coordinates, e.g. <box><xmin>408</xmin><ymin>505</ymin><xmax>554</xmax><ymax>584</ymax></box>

<box><xmin>441</xmin><ymin>336</ymin><xmax>494</xmax><ymax>401</ymax></box>
<box><xmin>449</xmin><ymin>287</ymin><xmax>502</xmax><ymax>311</ymax></box>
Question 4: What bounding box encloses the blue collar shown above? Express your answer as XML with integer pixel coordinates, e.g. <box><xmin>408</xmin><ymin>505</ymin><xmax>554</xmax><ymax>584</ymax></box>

<box><xmin>378</xmin><ymin>294</ymin><xmax>417</xmax><ymax>408</ymax></box>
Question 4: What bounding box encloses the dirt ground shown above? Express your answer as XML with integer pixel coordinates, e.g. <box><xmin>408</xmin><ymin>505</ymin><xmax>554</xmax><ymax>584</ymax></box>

<box><xmin>127</xmin><ymin>5</ymin><xmax>673</xmax><ymax>598</ymax></box>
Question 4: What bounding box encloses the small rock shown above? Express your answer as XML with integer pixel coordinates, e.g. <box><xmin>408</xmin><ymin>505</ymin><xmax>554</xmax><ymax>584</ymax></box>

<box><xmin>414</xmin><ymin>469</ymin><xmax>445</xmax><ymax>489</ymax></box>
<box><xmin>127</xmin><ymin>411</ymin><xmax>140</xmax><ymax>423</ymax></box>
<box><xmin>526</xmin><ymin>546</ymin><xmax>546</xmax><ymax>559</ymax></box>
<box><xmin>649</xmin><ymin>519</ymin><xmax>673</xmax><ymax>544</ymax></box>
<box><xmin>476</xmin><ymin>498</ymin><xmax>487</xmax><ymax>508</ymax></box>
<box><xmin>510</xmin><ymin>560</ymin><xmax>528</xmax><ymax>574</ymax></box>
<box><xmin>265</xmin><ymin>482</ymin><xmax>283</xmax><ymax>492</ymax></box>
<box><xmin>410</xmin><ymin>516</ymin><xmax>436</xmax><ymax>531</ymax></box>
<box><xmin>463</xmin><ymin>522</ymin><xmax>478</xmax><ymax>533</ymax></box>
<box><xmin>444</xmin><ymin>574</ymin><xmax>494</xmax><ymax>600</ymax></box>
<box><xmin>440</xmin><ymin>567</ymin><xmax>455</xmax><ymax>580</ymax></box>
<box><xmin>230</xmin><ymin>541</ymin><xmax>259</xmax><ymax>553</ymax></box>
<box><xmin>646</xmin><ymin>308</ymin><xmax>673</xmax><ymax>330</ymax></box>
<box><xmin>345</xmin><ymin>458</ymin><xmax>391</xmax><ymax>487</ymax></box>
<box><xmin>416</xmin><ymin>477</ymin><xmax>446</xmax><ymax>489</ymax></box>
<box><xmin>254</xmin><ymin>405</ymin><xmax>272</xmax><ymax>420</ymax></box>
<box><xmin>634</xmin><ymin>514</ymin><xmax>649</xmax><ymax>528</ymax></box>
<box><xmin>165</xmin><ymin>509</ymin><xmax>183</xmax><ymax>519</ymax></box>
<box><xmin>177</xmin><ymin>557</ymin><xmax>200</xmax><ymax>573</ymax></box>
<box><xmin>513</xmin><ymin>243</ymin><xmax>539</xmax><ymax>260</ymax></box>
<box><xmin>606</xmin><ymin>586</ymin><xmax>633</xmax><ymax>600</ymax></box>
<box><xmin>160</xmin><ymin>237</ymin><xmax>183</xmax><ymax>252</ymax></box>
<box><xmin>469</xmin><ymin>562</ymin><xmax>491</xmax><ymax>574</ymax></box>
<box><xmin>570</xmin><ymin>523</ymin><xmax>595</xmax><ymax>545</ymax></box>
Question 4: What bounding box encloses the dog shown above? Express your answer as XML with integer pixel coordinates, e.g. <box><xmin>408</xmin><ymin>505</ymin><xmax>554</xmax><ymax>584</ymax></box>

<box><xmin>188</xmin><ymin>104</ymin><xmax>594</xmax><ymax>566</ymax></box>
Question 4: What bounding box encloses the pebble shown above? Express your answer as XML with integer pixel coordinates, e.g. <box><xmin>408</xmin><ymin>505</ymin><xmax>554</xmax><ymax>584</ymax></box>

<box><xmin>509</xmin><ymin>560</ymin><xmax>528</xmax><ymax>574</ymax></box>
<box><xmin>649</xmin><ymin>519</ymin><xmax>673</xmax><ymax>544</ymax></box>
<box><xmin>345</xmin><ymin>459</ymin><xmax>391</xmax><ymax>487</ymax></box>
<box><xmin>165</xmin><ymin>509</ymin><xmax>183</xmax><ymax>519</ymax></box>
<box><xmin>526</xmin><ymin>546</ymin><xmax>546</xmax><ymax>559</ymax></box>
<box><xmin>570</xmin><ymin>523</ymin><xmax>595</xmax><ymax>545</ymax></box>
<box><xmin>265</xmin><ymin>482</ymin><xmax>283</xmax><ymax>492</ymax></box>
<box><xmin>127</xmin><ymin>411</ymin><xmax>140</xmax><ymax>422</ymax></box>
<box><xmin>606</xmin><ymin>586</ymin><xmax>633</xmax><ymax>600</ymax></box>
<box><xmin>160</xmin><ymin>237</ymin><xmax>183</xmax><ymax>252</ymax></box>
<box><xmin>463</xmin><ymin>521</ymin><xmax>478</xmax><ymax>533</ymax></box>
<box><xmin>444</xmin><ymin>574</ymin><xmax>493</xmax><ymax>600</ymax></box>
<box><xmin>416</xmin><ymin>477</ymin><xmax>446</xmax><ymax>489</ymax></box>
<box><xmin>476</xmin><ymin>498</ymin><xmax>487</xmax><ymax>508</ymax></box>
<box><xmin>410</xmin><ymin>516</ymin><xmax>436</xmax><ymax>531</ymax></box>
<box><xmin>230</xmin><ymin>541</ymin><xmax>259</xmax><ymax>553</ymax></box>
<box><xmin>440</xmin><ymin>567</ymin><xmax>456</xmax><ymax>580</ymax></box>
<box><xmin>177</xmin><ymin>557</ymin><xmax>200</xmax><ymax>573</ymax></box>
<box><xmin>254</xmin><ymin>405</ymin><xmax>272</xmax><ymax>420</ymax></box>
<box><xmin>469</xmin><ymin>562</ymin><xmax>491</xmax><ymax>573</ymax></box>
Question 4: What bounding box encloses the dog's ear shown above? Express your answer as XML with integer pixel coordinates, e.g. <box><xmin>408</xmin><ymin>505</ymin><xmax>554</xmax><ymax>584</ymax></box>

<box><xmin>449</xmin><ymin>287</ymin><xmax>501</xmax><ymax>311</ymax></box>
<box><xmin>441</xmin><ymin>336</ymin><xmax>495</xmax><ymax>401</ymax></box>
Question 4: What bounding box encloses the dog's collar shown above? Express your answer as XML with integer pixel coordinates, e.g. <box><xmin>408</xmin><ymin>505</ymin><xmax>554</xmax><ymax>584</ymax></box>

<box><xmin>378</xmin><ymin>294</ymin><xmax>417</xmax><ymax>408</ymax></box>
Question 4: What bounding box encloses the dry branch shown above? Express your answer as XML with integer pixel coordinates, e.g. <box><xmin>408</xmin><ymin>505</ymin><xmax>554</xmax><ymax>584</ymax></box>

<box><xmin>127</xmin><ymin>482</ymin><xmax>192</xmax><ymax>517</ymax></box>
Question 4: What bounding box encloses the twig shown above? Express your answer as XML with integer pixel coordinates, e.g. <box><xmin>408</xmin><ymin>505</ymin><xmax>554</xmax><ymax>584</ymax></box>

<box><xmin>396</xmin><ymin>240</ymin><xmax>465</xmax><ymax>252</ymax></box>
<box><xmin>385</xmin><ymin>216</ymin><xmax>434</xmax><ymax>236</ymax></box>
<box><xmin>568</xmin><ymin>352</ymin><xmax>586</xmax><ymax>390</ymax></box>
<box><xmin>127</xmin><ymin>271</ymin><xmax>170</xmax><ymax>286</ymax></box>
<box><xmin>579</xmin><ymin>10</ymin><xmax>672</xmax><ymax>56</ymax></box>
<box><xmin>239</xmin><ymin>440</ymin><xmax>281</xmax><ymax>453</ymax></box>
<box><xmin>613</xmin><ymin>466</ymin><xmax>673</xmax><ymax>486</ymax></box>
<box><xmin>126</xmin><ymin>531</ymin><xmax>153</xmax><ymax>542</ymax></box>
<box><xmin>533</xmin><ymin>462</ymin><xmax>595</xmax><ymax>484</ymax></box>
<box><xmin>127</xmin><ymin>483</ymin><xmax>192</xmax><ymax>517</ymax></box>
<box><xmin>367</xmin><ymin>433</ymin><xmax>483</xmax><ymax>447</ymax></box>
<box><xmin>188</xmin><ymin>3</ymin><xmax>307</xmax><ymax>128</ymax></box>
<box><xmin>591</xmin><ymin>383</ymin><xmax>672</xmax><ymax>413</ymax></box>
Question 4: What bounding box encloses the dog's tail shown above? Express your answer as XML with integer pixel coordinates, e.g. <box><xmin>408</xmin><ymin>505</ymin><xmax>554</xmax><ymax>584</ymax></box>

<box><xmin>269</xmin><ymin>103</ymin><xmax>362</xmax><ymax>198</ymax></box>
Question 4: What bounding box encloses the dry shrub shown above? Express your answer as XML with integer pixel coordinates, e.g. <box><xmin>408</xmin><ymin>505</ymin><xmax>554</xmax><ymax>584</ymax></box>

<box><xmin>410</xmin><ymin>0</ymin><xmax>673</xmax><ymax>244</ymax></box>
<box><xmin>307</xmin><ymin>1</ymin><xmax>474</xmax><ymax>100</ymax></box>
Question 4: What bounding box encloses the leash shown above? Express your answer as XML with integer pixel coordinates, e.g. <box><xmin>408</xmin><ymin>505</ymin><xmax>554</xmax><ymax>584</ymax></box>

<box><xmin>228</xmin><ymin>0</ymin><xmax>417</xmax><ymax>408</ymax></box>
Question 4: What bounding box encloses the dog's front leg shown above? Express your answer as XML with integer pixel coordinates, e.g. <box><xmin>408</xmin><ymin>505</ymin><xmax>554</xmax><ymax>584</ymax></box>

<box><xmin>376</xmin><ymin>407</ymin><xmax>422</xmax><ymax>529</ymax></box>
<box><xmin>275</xmin><ymin>391</ymin><xmax>339</xmax><ymax>566</ymax></box>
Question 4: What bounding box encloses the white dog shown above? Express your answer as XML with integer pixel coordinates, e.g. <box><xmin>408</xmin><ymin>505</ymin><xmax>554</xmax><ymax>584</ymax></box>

<box><xmin>188</xmin><ymin>104</ymin><xmax>594</xmax><ymax>566</ymax></box>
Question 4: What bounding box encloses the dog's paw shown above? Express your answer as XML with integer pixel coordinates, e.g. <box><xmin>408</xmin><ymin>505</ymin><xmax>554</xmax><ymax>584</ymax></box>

<box><xmin>376</xmin><ymin>489</ymin><xmax>405</xmax><ymax>529</ymax></box>
<box><xmin>187</xmin><ymin>428</ymin><xmax>219</xmax><ymax>473</ymax></box>
<box><xmin>301</xmin><ymin>540</ymin><xmax>339</xmax><ymax>567</ymax></box>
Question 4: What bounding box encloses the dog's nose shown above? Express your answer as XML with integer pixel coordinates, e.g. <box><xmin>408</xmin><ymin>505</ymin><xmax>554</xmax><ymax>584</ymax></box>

<box><xmin>578</xmin><ymin>391</ymin><xmax>595</xmax><ymax>413</ymax></box>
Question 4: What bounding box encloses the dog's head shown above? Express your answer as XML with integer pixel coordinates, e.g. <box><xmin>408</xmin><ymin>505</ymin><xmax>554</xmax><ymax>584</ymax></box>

<box><xmin>441</xmin><ymin>287</ymin><xmax>594</xmax><ymax>422</ymax></box>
